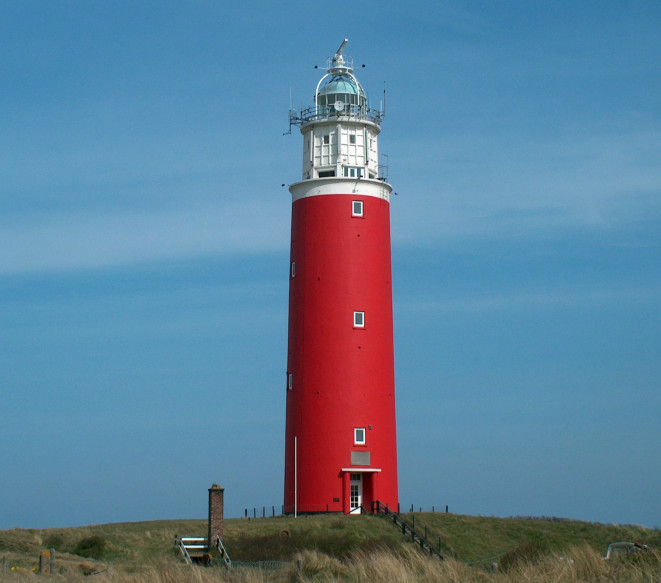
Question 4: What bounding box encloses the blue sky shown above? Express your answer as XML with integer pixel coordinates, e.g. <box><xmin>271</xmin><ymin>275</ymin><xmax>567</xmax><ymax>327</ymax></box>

<box><xmin>1</xmin><ymin>1</ymin><xmax>660</xmax><ymax>529</ymax></box>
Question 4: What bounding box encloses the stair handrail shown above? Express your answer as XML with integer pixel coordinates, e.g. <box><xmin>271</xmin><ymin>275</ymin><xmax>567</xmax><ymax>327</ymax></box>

<box><xmin>173</xmin><ymin>537</ymin><xmax>193</xmax><ymax>565</ymax></box>
<box><xmin>372</xmin><ymin>501</ymin><xmax>444</xmax><ymax>560</ymax></box>
<box><xmin>213</xmin><ymin>534</ymin><xmax>232</xmax><ymax>568</ymax></box>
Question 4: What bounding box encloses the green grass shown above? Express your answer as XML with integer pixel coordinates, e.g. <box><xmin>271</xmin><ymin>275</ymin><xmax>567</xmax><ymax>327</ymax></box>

<box><xmin>1</xmin><ymin>512</ymin><xmax>659</xmax><ymax>578</ymax></box>
<box><xmin>226</xmin><ymin>514</ymin><xmax>404</xmax><ymax>561</ymax></box>
<box><xmin>398</xmin><ymin>512</ymin><xmax>660</xmax><ymax>567</ymax></box>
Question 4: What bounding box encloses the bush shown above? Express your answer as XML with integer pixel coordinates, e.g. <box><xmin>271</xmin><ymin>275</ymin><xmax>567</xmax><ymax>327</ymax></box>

<box><xmin>499</xmin><ymin>540</ymin><xmax>548</xmax><ymax>572</ymax></box>
<box><xmin>43</xmin><ymin>532</ymin><xmax>66</xmax><ymax>551</ymax></box>
<box><xmin>74</xmin><ymin>535</ymin><xmax>107</xmax><ymax>559</ymax></box>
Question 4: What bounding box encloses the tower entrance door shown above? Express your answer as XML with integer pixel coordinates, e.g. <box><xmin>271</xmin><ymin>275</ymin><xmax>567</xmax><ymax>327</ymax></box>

<box><xmin>349</xmin><ymin>473</ymin><xmax>363</xmax><ymax>514</ymax></box>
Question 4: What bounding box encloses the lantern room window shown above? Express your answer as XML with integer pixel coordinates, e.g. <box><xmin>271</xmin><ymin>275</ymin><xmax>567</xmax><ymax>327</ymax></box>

<box><xmin>345</xmin><ymin>167</ymin><xmax>363</xmax><ymax>179</ymax></box>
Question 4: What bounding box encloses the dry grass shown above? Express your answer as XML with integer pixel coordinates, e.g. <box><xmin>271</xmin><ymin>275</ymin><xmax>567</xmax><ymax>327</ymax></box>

<box><xmin>3</xmin><ymin>546</ymin><xmax>657</xmax><ymax>583</ymax></box>
<box><xmin>285</xmin><ymin>546</ymin><xmax>660</xmax><ymax>583</ymax></box>
<box><xmin>1</xmin><ymin>514</ymin><xmax>659</xmax><ymax>582</ymax></box>
<box><xmin>0</xmin><ymin>550</ymin><xmax>652</xmax><ymax>582</ymax></box>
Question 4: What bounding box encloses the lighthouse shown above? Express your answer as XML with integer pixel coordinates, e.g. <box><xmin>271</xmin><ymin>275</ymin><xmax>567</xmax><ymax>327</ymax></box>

<box><xmin>284</xmin><ymin>40</ymin><xmax>398</xmax><ymax>515</ymax></box>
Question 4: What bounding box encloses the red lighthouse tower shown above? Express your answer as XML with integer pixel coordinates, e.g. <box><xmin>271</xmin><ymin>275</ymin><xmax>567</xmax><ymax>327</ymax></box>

<box><xmin>284</xmin><ymin>40</ymin><xmax>398</xmax><ymax>515</ymax></box>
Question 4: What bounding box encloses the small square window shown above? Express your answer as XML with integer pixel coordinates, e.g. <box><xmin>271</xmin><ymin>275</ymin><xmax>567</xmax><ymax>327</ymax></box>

<box><xmin>290</xmin><ymin>261</ymin><xmax>296</xmax><ymax>278</ymax></box>
<box><xmin>350</xmin><ymin>135</ymin><xmax>356</xmax><ymax>144</ymax></box>
<box><xmin>287</xmin><ymin>373</ymin><xmax>293</xmax><ymax>390</ymax></box>
<box><xmin>352</xmin><ymin>200</ymin><xmax>363</xmax><ymax>217</ymax></box>
<box><xmin>354</xmin><ymin>428</ymin><xmax>366</xmax><ymax>445</ymax></box>
<box><xmin>323</xmin><ymin>134</ymin><xmax>329</xmax><ymax>145</ymax></box>
<box><xmin>353</xmin><ymin>311</ymin><xmax>365</xmax><ymax>328</ymax></box>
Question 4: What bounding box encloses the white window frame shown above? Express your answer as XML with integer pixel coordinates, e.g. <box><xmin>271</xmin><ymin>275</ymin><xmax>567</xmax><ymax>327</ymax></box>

<box><xmin>354</xmin><ymin>427</ymin><xmax>366</xmax><ymax>445</ymax></box>
<box><xmin>352</xmin><ymin>200</ymin><xmax>363</xmax><ymax>217</ymax></box>
<box><xmin>345</xmin><ymin>168</ymin><xmax>364</xmax><ymax>179</ymax></box>
<box><xmin>288</xmin><ymin>373</ymin><xmax>293</xmax><ymax>390</ymax></box>
<box><xmin>290</xmin><ymin>261</ymin><xmax>295</xmax><ymax>278</ymax></box>
<box><xmin>353</xmin><ymin>311</ymin><xmax>365</xmax><ymax>328</ymax></box>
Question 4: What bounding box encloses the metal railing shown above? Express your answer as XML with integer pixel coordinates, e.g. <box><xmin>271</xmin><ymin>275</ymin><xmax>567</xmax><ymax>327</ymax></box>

<box><xmin>289</xmin><ymin>105</ymin><xmax>383</xmax><ymax>128</ymax></box>
<box><xmin>372</xmin><ymin>501</ymin><xmax>444</xmax><ymax>560</ymax></box>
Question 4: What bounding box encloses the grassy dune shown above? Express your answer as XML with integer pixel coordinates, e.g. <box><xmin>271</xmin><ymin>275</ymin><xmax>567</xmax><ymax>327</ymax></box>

<box><xmin>1</xmin><ymin>513</ymin><xmax>659</xmax><ymax>581</ymax></box>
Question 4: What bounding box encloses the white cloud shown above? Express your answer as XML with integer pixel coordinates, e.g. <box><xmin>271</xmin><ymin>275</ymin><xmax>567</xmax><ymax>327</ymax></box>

<box><xmin>390</xmin><ymin>126</ymin><xmax>661</xmax><ymax>244</ymax></box>
<box><xmin>0</xmin><ymin>199</ymin><xmax>289</xmax><ymax>275</ymax></box>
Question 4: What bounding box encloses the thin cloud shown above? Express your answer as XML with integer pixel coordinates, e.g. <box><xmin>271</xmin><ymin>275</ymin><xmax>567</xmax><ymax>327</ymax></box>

<box><xmin>391</xmin><ymin>127</ymin><xmax>661</xmax><ymax>243</ymax></box>
<box><xmin>396</xmin><ymin>281</ymin><xmax>661</xmax><ymax>315</ymax></box>
<box><xmin>0</xmin><ymin>200</ymin><xmax>289</xmax><ymax>275</ymax></box>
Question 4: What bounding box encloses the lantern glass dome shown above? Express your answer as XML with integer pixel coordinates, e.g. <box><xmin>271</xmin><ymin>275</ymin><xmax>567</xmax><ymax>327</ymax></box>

<box><xmin>317</xmin><ymin>75</ymin><xmax>366</xmax><ymax>109</ymax></box>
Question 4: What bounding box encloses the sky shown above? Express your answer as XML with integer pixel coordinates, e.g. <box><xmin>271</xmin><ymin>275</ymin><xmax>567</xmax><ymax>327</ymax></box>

<box><xmin>1</xmin><ymin>1</ymin><xmax>660</xmax><ymax>530</ymax></box>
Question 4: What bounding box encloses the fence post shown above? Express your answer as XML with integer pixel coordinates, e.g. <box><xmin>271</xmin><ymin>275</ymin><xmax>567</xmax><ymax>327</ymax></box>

<box><xmin>39</xmin><ymin>551</ymin><xmax>50</xmax><ymax>574</ymax></box>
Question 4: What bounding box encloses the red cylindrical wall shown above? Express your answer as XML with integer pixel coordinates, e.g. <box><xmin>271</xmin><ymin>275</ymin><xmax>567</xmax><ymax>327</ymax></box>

<box><xmin>283</xmin><ymin>191</ymin><xmax>398</xmax><ymax>513</ymax></box>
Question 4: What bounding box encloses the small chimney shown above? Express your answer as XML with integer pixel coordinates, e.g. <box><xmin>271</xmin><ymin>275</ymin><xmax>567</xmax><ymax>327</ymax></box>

<box><xmin>208</xmin><ymin>483</ymin><xmax>224</xmax><ymax>549</ymax></box>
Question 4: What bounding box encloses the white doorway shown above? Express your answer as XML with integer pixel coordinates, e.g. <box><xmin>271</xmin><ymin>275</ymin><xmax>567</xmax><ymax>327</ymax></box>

<box><xmin>349</xmin><ymin>473</ymin><xmax>363</xmax><ymax>514</ymax></box>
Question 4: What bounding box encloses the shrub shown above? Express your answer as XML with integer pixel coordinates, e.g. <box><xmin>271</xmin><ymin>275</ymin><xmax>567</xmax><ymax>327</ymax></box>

<box><xmin>499</xmin><ymin>540</ymin><xmax>548</xmax><ymax>572</ymax></box>
<box><xmin>43</xmin><ymin>532</ymin><xmax>66</xmax><ymax>551</ymax></box>
<box><xmin>74</xmin><ymin>535</ymin><xmax>107</xmax><ymax>559</ymax></box>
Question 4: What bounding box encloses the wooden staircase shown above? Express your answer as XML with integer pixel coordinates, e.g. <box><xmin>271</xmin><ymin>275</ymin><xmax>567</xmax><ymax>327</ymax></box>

<box><xmin>174</xmin><ymin>535</ymin><xmax>231</xmax><ymax>568</ymax></box>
